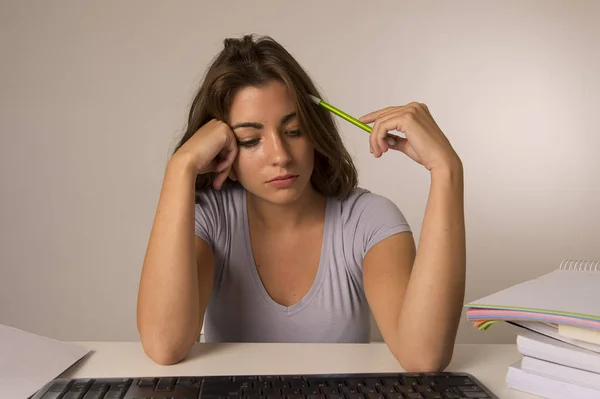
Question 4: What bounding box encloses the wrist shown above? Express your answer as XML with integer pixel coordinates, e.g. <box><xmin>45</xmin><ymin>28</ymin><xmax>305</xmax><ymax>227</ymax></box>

<box><xmin>166</xmin><ymin>153</ymin><xmax>199</xmax><ymax>181</ymax></box>
<box><xmin>430</xmin><ymin>157</ymin><xmax>463</xmax><ymax>185</ymax></box>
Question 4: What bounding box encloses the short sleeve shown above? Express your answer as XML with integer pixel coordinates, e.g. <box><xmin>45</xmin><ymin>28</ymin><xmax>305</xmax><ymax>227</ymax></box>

<box><xmin>194</xmin><ymin>189</ymin><xmax>222</xmax><ymax>249</ymax></box>
<box><xmin>343</xmin><ymin>189</ymin><xmax>412</xmax><ymax>268</ymax></box>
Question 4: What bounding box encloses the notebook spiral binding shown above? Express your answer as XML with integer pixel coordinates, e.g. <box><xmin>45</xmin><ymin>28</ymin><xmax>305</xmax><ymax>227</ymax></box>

<box><xmin>559</xmin><ymin>259</ymin><xmax>600</xmax><ymax>271</ymax></box>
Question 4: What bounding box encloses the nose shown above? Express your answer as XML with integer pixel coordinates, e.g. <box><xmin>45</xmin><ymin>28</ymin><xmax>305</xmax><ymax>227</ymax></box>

<box><xmin>265</xmin><ymin>131</ymin><xmax>291</xmax><ymax>166</ymax></box>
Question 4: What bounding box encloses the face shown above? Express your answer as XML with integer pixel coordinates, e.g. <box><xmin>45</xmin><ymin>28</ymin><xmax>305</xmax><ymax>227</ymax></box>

<box><xmin>228</xmin><ymin>80</ymin><xmax>315</xmax><ymax>205</ymax></box>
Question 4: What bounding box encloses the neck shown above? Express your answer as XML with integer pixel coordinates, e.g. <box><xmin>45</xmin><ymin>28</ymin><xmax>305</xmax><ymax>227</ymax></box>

<box><xmin>246</xmin><ymin>186</ymin><xmax>326</xmax><ymax>233</ymax></box>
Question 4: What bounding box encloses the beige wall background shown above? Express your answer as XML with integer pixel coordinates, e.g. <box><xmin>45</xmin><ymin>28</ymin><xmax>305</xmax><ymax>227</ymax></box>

<box><xmin>1</xmin><ymin>0</ymin><xmax>598</xmax><ymax>345</ymax></box>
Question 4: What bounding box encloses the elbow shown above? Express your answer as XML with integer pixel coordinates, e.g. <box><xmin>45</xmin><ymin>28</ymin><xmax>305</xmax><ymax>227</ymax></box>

<box><xmin>398</xmin><ymin>355</ymin><xmax>451</xmax><ymax>373</ymax></box>
<box><xmin>141</xmin><ymin>338</ymin><xmax>190</xmax><ymax>365</ymax></box>
<box><xmin>137</xmin><ymin>324</ymin><xmax>193</xmax><ymax>366</ymax></box>
<box><xmin>393</xmin><ymin>345</ymin><xmax>453</xmax><ymax>373</ymax></box>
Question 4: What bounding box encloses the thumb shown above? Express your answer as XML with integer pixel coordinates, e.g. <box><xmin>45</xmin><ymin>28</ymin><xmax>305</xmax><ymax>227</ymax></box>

<box><xmin>389</xmin><ymin>136</ymin><xmax>422</xmax><ymax>164</ymax></box>
<box><xmin>213</xmin><ymin>165</ymin><xmax>231</xmax><ymax>190</ymax></box>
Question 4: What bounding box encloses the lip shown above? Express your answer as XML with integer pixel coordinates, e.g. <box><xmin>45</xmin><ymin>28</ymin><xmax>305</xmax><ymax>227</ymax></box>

<box><xmin>267</xmin><ymin>174</ymin><xmax>298</xmax><ymax>188</ymax></box>
<box><xmin>268</xmin><ymin>174</ymin><xmax>297</xmax><ymax>182</ymax></box>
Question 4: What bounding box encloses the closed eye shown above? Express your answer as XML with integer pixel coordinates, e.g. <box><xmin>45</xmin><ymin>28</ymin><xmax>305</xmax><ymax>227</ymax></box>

<box><xmin>237</xmin><ymin>138</ymin><xmax>260</xmax><ymax>148</ymax></box>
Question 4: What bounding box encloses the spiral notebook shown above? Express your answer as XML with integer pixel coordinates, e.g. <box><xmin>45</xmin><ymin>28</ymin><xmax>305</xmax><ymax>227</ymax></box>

<box><xmin>464</xmin><ymin>259</ymin><xmax>600</xmax><ymax>331</ymax></box>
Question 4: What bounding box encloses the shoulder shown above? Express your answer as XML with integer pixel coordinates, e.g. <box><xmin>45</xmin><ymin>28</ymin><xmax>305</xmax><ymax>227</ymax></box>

<box><xmin>335</xmin><ymin>187</ymin><xmax>408</xmax><ymax>225</ymax></box>
<box><xmin>331</xmin><ymin>188</ymin><xmax>412</xmax><ymax>272</ymax></box>
<box><xmin>195</xmin><ymin>183</ymin><xmax>244</xmax><ymax>211</ymax></box>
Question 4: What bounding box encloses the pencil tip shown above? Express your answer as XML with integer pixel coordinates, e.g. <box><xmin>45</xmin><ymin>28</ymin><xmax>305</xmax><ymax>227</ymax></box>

<box><xmin>308</xmin><ymin>94</ymin><xmax>321</xmax><ymax>104</ymax></box>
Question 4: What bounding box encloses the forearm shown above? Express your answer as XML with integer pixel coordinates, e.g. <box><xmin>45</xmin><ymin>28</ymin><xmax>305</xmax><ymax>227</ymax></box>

<box><xmin>137</xmin><ymin>157</ymin><xmax>201</xmax><ymax>363</ymax></box>
<box><xmin>396</xmin><ymin>160</ymin><xmax>466</xmax><ymax>370</ymax></box>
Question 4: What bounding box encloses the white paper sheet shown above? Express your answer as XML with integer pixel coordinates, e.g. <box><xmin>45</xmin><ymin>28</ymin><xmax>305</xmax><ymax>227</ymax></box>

<box><xmin>0</xmin><ymin>324</ymin><xmax>90</xmax><ymax>399</ymax></box>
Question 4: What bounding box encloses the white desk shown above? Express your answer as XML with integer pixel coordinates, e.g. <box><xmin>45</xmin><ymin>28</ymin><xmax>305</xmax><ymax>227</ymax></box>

<box><xmin>60</xmin><ymin>343</ymin><xmax>539</xmax><ymax>399</ymax></box>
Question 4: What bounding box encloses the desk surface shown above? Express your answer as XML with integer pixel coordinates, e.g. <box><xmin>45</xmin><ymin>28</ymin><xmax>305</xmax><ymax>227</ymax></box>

<box><xmin>61</xmin><ymin>342</ymin><xmax>538</xmax><ymax>399</ymax></box>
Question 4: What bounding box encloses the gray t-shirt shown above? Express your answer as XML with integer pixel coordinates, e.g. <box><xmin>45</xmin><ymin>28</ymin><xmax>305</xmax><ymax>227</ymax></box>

<box><xmin>194</xmin><ymin>184</ymin><xmax>411</xmax><ymax>343</ymax></box>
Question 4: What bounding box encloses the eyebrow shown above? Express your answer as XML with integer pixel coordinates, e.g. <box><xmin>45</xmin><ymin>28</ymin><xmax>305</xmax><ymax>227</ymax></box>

<box><xmin>231</xmin><ymin>112</ymin><xmax>297</xmax><ymax>130</ymax></box>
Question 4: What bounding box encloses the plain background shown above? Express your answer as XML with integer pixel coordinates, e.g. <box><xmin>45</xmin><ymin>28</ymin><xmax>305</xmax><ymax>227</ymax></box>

<box><xmin>1</xmin><ymin>0</ymin><xmax>598</xmax><ymax>345</ymax></box>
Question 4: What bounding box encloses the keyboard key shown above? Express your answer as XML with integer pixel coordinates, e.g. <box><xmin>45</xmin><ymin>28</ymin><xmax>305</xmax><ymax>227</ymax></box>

<box><xmin>447</xmin><ymin>377</ymin><xmax>474</xmax><ymax>386</ymax></box>
<box><xmin>377</xmin><ymin>386</ymin><xmax>396</xmax><ymax>394</ymax></box>
<box><xmin>155</xmin><ymin>377</ymin><xmax>176</xmax><ymax>391</ymax></box>
<box><xmin>359</xmin><ymin>386</ymin><xmax>378</xmax><ymax>394</ymax></box>
<box><xmin>309</xmin><ymin>379</ymin><xmax>328</xmax><ymax>388</ymax></box>
<box><xmin>137</xmin><ymin>377</ymin><xmax>157</xmax><ymax>387</ymax></box>
<box><xmin>70</xmin><ymin>379</ymin><xmax>93</xmax><ymax>391</ymax></box>
<box><xmin>302</xmin><ymin>387</ymin><xmax>320</xmax><ymax>395</ymax></box>
<box><xmin>347</xmin><ymin>380</ymin><xmax>365</xmax><ymax>387</ymax></box>
<box><xmin>48</xmin><ymin>381</ymin><xmax>71</xmax><ymax>393</ymax></box>
<box><xmin>414</xmin><ymin>385</ymin><xmax>434</xmax><ymax>393</ymax></box>
<box><xmin>88</xmin><ymin>382</ymin><xmax>109</xmax><ymax>392</ymax></box>
<box><xmin>341</xmin><ymin>386</ymin><xmax>360</xmax><ymax>394</ymax></box>
<box><xmin>175</xmin><ymin>377</ymin><xmax>200</xmax><ymax>387</ymax></box>
<box><xmin>283</xmin><ymin>388</ymin><xmax>302</xmax><ymax>395</ymax></box>
<box><xmin>273</xmin><ymin>380</ymin><xmax>289</xmax><ymax>389</ymax></box>
<box><xmin>262</xmin><ymin>388</ymin><xmax>280</xmax><ymax>396</ymax></box>
<box><xmin>382</xmin><ymin>378</ymin><xmax>401</xmax><ymax>387</ymax></box>
<box><xmin>41</xmin><ymin>393</ymin><xmax>64</xmax><ymax>399</ymax></box>
<box><xmin>280</xmin><ymin>375</ymin><xmax>302</xmax><ymax>381</ymax></box>
<box><xmin>460</xmin><ymin>390</ymin><xmax>489</xmax><ymax>398</ymax></box>
<box><xmin>290</xmin><ymin>379</ymin><xmax>309</xmax><ymax>388</ymax></box>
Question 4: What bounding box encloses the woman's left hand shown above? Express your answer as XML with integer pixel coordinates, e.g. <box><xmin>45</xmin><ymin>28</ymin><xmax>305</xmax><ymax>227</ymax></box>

<box><xmin>359</xmin><ymin>102</ymin><xmax>460</xmax><ymax>172</ymax></box>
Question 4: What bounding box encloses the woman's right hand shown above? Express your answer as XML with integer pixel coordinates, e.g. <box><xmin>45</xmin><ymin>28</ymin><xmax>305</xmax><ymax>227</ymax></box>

<box><xmin>172</xmin><ymin>119</ymin><xmax>238</xmax><ymax>190</ymax></box>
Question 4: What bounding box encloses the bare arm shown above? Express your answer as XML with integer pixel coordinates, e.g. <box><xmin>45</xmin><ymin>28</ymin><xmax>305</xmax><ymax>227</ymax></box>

<box><xmin>137</xmin><ymin>119</ymin><xmax>238</xmax><ymax>365</ymax></box>
<box><xmin>364</xmin><ymin>162</ymin><xmax>465</xmax><ymax>372</ymax></box>
<box><xmin>361</xmin><ymin>103</ymin><xmax>466</xmax><ymax>372</ymax></box>
<box><xmin>136</xmin><ymin>157</ymin><xmax>214</xmax><ymax>365</ymax></box>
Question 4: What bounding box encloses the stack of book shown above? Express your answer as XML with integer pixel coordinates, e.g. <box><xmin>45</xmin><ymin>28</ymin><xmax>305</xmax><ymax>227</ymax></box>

<box><xmin>464</xmin><ymin>259</ymin><xmax>600</xmax><ymax>399</ymax></box>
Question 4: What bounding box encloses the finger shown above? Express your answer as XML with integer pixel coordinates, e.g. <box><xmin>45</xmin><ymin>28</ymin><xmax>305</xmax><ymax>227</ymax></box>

<box><xmin>213</xmin><ymin>163</ymin><xmax>233</xmax><ymax>190</ymax></box>
<box><xmin>359</xmin><ymin>106</ymin><xmax>398</xmax><ymax>124</ymax></box>
<box><xmin>371</xmin><ymin>112</ymin><xmax>403</xmax><ymax>157</ymax></box>
<box><xmin>213</xmin><ymin>147</ymin><xmax>238</xmax><ymax>189</ymax></box>
<box><xmin>388</xmin><ymin>135</ymin><xmax>409</xmax><ymax>153</ymax></box>
<box><xmin>213</xmin><ymin>165</ymin><xmax>231</xmax><ymax>190</ymax></box>
<box><xmin>369</xmin><ymin>117</ymin><xmax>382</xmax><ymax>157</ymax></box>
<box><xmin>373</xmin><ymin>108</ymin><xmax>419</xmax><ymax>157</ymax></box>
<box><xmin>215</xmin><ymin>134</ymin><xmax>238</xmax><ymax>171</ymax></box>
<box><xmin>215</xmin><ymin>148</ymin><xmax>237</xmax><ymax>173</ymax></box>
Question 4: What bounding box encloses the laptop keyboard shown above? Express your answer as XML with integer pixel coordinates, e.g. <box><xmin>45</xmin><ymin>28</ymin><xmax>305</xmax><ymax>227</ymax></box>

<box><xmin>31</xmin><ymin>372</ymin><xmax>498</xmax><ymax>399</ymax></box>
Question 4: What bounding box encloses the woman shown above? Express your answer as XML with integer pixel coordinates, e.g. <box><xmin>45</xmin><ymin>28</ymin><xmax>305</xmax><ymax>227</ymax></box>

<box><xmin>136</xmin><ymin>34</ymin><xmax>465</xmax><ymax>372</ymax></box>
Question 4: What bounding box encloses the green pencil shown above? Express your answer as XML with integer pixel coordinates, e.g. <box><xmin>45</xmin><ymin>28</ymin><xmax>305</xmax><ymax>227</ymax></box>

<box><xmin>309</xmin><ymin>94</ymin><xmax>396</xmax><ymax>147</ymax></box>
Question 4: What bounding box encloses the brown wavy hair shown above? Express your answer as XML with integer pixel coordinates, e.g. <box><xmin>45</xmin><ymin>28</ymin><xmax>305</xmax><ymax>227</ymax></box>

<box><xmin>173</xmin><ymin>34</ymin><xmax>358</xmax><ymax>201</ymax></box>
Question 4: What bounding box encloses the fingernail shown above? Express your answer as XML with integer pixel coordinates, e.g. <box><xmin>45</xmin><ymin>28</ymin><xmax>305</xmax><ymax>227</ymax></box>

<box><xmin>386</xmin><ymin>137</ymin><xmax>396</xmax><ymax>146</ymax></box>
